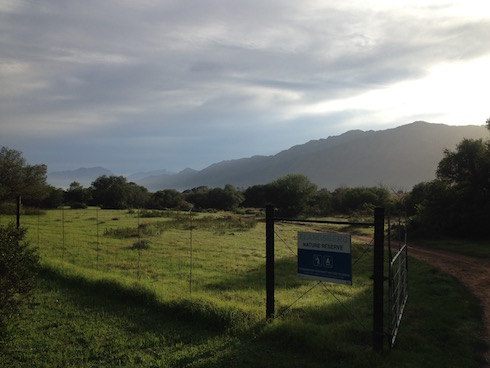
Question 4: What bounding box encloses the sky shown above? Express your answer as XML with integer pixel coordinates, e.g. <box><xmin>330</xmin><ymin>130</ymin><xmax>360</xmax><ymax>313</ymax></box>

<box><xmin>1</xmin><ymin>0</ymin><xmax>490</xmax><ymax>175</ymax></box>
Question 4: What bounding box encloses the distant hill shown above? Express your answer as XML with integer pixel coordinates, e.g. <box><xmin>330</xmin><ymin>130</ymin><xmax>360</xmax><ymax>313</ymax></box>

<box><xmin>135</xmin><ymin>122</ymin><xmax>488</xmax><ymax>191</ymax></box>
<box><xmin>47</xmin><ymin>167</ymin><xmax>113</xmax><ymax>189</ymax></box>
<box><xmin>127</xmin><ymin>169</ymin><xmax>176</xmax><ymax>182</ymax></box>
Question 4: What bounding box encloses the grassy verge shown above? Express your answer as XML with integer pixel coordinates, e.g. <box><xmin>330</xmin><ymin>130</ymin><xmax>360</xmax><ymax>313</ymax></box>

<box><xmin>414</xmin><ymin>238</ymin><xmax>490</xmax><ymax>259</ymax></box>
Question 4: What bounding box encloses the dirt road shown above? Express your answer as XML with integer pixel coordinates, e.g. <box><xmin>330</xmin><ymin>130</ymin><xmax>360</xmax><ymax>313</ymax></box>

<box><xmin>408</xmin><ymin>245</ymin><xmax>490</xmax><ymax>366</ymax></box>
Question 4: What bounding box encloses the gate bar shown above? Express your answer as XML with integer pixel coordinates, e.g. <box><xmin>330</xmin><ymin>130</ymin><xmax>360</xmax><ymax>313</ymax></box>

<box><xmin>274</xmin><ymin>217</ymin><xmax>374</xmax><ymax>227</ymax></box>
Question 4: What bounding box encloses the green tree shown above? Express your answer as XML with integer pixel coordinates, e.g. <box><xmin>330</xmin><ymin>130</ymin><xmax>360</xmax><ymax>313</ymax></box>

<box><xmin>268</xmin><ymin>174</ymin><xmax>317</xmax><ymax>217</ymax></box>
<box><xmin>437</xmin><ymin>139</ymin><xmax>490</xmax><ymax>193</ymax></box>
<box><xmin>0</xmin><ymin>146</ymin><xmax>48</xmax><ymax>203</ymax></box>
<box><xmin>409</xmin><ymin>138</ymin><xmax>490</xmax><ymax>238</ymax></box>
<box><xmin>64</xmin><ymin>181</ymin><xmax>91</xmax><ymax>208</ymax></box>
<box><xmin>183</xmin><ymin>186</ymin><xmax>210</xmax><ymax>210</ymax></box>
<box><xmin>42</xmin><ymin>185</ymin><xmax>64</xmax><ymax>209</ymax></box>
<box><xmin>332</xmin><ymin>186</ymin><xmax>390</xmax><ymax>214</ymax></box>
<box><xmin>242</xmin><ymin>184</ymin><xmax>268</xmax><ymax>208</ymax></box>
<box><xmin>127</xmin><ymin>182</ymin><xmax>150</xmax><ymax>209</ymax></box>
<box><xmin>0</xmin><ymin>223</ymin><xmax>40</xmax><ymax>337</ymax></box>
<box><xmin>90</xmin><ymin>175</ymin><xmax>130</xmax><ymax>209</ymax></box>
<box><xmin>331</xmin><ymin>186</ymin><xmax>348</xmax><ymax>213</ymax></box>
<box><xmin>407</xmin><ymin>180</ymin><xmax>458</xmax><ymax>236</ymax></box>
<box><xmin>436</xmin><ymin>138</ymin><xmax>490</xmax><ymax>236</ymax></box>
<box><xmin>151</xmin><ymin>189</ymin><xmax>185</xmax><ymax>209</ymax></box>
<box><xmin>311</xmin><ymin>188</ymin><xmax>333</xmax><ymax>216</ymax></box>
<box><xmin>207</xmin><ymin>184</ymin><xmax>244</xmax><ymax>211</ymax></box>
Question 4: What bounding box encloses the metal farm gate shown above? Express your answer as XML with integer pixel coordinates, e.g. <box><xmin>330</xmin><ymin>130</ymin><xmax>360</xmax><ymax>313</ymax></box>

<box><xmin>265</xmin><ymin>206</ymin><xmax>409</xmax><ymax>351</ymax></box>
<box><xmin>388</xmin><ymin>213</ymin><xmax>409</xmax><ymax>349</ymax></box>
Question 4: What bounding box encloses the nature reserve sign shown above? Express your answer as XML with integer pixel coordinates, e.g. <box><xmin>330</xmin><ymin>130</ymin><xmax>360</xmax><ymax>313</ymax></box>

<box><xmin>297</xmin><ymin>232</ymin><xmax>352</xmax><ymax>285</ymax></box>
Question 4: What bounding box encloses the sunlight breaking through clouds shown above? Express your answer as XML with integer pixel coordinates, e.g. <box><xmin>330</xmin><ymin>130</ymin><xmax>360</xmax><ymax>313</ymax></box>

<box><xmin>299</xmin><ymin>55</ymin><xmax>490</xmax><ymax>126</ymax></box>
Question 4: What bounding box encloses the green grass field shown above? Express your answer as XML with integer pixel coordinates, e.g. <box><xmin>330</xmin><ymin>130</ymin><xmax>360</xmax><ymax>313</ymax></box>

<box><xmin>0</xmin><ymin>208</ymin><xmax>487</xmax><ymax>367</ymax></box>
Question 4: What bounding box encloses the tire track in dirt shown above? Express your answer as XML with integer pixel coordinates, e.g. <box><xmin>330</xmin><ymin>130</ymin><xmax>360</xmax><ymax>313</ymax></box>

<box><xmin>408</xmin><ymin>245</ymin><xmax>490</xmax><ymax>366</ymax></box>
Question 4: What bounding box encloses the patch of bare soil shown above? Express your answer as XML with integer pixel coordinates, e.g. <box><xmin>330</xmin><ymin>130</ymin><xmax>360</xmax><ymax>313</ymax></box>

<box><xmin>408</xmin><ymin>244</ymin><xmax>490</xmax><ymax>366</ymax></box>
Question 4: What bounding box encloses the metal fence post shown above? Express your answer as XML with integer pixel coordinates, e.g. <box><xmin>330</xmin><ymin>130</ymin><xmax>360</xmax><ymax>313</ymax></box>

<box><xmin>373</xmin><ymin>207</ymin><xmax>385</xmax><ymax>352</ymax></box>
<box><xmin>266</xmin><ymin>205</ymin><xmax>275</xmax><ymax>320</ymax></box>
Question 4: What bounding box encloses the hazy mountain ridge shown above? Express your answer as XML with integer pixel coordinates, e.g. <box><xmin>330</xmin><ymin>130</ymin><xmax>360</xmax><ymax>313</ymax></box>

<box><xmin>135</xmin><ymin>122</ymin><xmax>488</xmax><ymax>191</ymax></box>
<box><xmin>127</xmin><ymin>169</ymin><xmax>176</xmax><ymax>182</ymax></box>
<box><xmin>47</xmin><ymin>122</ymin><xmax>488</xmax><ymax>191</ymax></box>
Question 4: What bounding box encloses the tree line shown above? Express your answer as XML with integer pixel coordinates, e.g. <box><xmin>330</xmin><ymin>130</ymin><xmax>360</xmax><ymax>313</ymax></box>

<box><xmin>1</xmin><ymin>118</ymin><xmax>489</xmax><ymax>238</ymax></box>
<box><xmin>1</xmin><ymin>168</ymin><xmax>396</xmax><ymax>217</ymax></box>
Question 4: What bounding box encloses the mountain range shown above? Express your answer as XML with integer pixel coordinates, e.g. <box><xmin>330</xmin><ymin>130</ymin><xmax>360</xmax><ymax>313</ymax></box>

<box><xmin>47</xmin><ymin>122</ymin><xmax>488</xmax><ymax>191</ymax></box>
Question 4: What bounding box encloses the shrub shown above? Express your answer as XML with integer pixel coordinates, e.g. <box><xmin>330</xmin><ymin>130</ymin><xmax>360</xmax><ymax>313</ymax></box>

<box><xmin>131</xmin><ymin>239</ymin><xmax>151</xmax><ymax>250</ymax></box>
<box><xmin>139</xmin><ymin>209</ymin><xmax>165</xmax><ymax>218</ymax></box>
<box><xmin>68</xmin><ymin>201</ymin><xmax>87</xmax><ymax>209</ymax></box>
<box><xmin>0</xmin><ymin>202</ymin><xmax>17</xmax><ymax>215</ymax></box>
<box><xmin>22</xmin><ymin>207</ymin><xmax>46</xmax><ymax>216</ymax></box>
<box><xmin>0</xmin><ymin>223</ymin><xmax>40</xmax><ymax>338</ymax></box>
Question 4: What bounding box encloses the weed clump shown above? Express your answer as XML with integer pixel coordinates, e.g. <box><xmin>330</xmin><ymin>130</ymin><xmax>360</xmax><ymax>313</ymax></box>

<box><xmin>131</xmin><ymin>239</ymin><xmax>151</xmax><ymax>250</ymax></box>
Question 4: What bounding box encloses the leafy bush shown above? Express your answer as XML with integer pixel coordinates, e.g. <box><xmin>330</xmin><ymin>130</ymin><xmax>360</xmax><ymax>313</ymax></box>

<box><xmin>104</xmin><ymin>226</ymin><xmax>139</xmax><ymax>238</ymax></box>
<box><xmin>0</xmin><ymin>202</ymin><xmax>17</xmax><ymax>215</ymax></box>
<box><xmin>22</xmin><ymin>207</ymin><xmax>46</xmax><ymax>216</ymax></box>
<box><xmin>131</xmin><ymin>239</ymin><xmax>151</xmax><ymax>250</ymax></box>
<box><xmin>138</xmin><ymin>209</ymin><xmax>166</xmax><ymax>218</ymax></box>
<box><xmin>0</xmin><ymin>223</ymin><xmax>40</xmax><ymax>338</ymax></box>
<box><xmin>68</xmin><ymin>201</ymin><xmax>88</xmax><ymax>209</ymax></box>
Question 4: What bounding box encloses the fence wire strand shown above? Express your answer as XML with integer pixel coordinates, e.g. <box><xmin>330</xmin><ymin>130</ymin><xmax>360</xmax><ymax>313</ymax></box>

<box><xmin>274</xmin><ymin>230</ymin><xmax>297</xmax><ymax>257</ymax></box>
<box><xmin>274</xmin><ymin>281</ymin><xmax>322</xmax><ymax>319</ymax></box>
<box><xmin>320</xmin><ymin>282</ymin><xmax>367</xmax><ymax>331</ymax></box>
<box><xmin>352</xmin><ymin>237</ymin><xmax>374</xmax><ymax>266</ymax></box>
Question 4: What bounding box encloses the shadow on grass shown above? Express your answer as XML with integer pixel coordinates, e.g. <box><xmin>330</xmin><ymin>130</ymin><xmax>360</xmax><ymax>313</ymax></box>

<box><xmin>202</xmin><ymin>256</ymin><xmax>304</xmax><ymax>292</ymax></box>
<box><xmin>28</xmin><ymin>257</ymin><xmax>487</xmax><ymax>368</ymax></box>
<box><xmin>38</xmin><ymin>266</ymin><xmax>251</xmax><ymax>335</ymax></box>
<box><xmin>203</xmin><ymin>248</ymin><xmax>373</xmax><ymax>293</ymax></box>
<box><xmin>34</xmin><ymin>263</ymin><xmax>378</xmax><ymax>368</ymax></box>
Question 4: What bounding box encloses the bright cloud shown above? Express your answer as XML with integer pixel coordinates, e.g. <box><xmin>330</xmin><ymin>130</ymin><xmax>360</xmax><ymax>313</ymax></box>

<box><xmin>301</xmin><ymin>55</ymin><xmax>490</xmax><ymax>125</ymax></box>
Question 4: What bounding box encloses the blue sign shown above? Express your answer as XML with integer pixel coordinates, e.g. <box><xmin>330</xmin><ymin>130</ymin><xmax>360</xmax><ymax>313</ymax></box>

<box><xmin>297</xmin><ymin>232</ymin><xmax>352</xmax><ymax>285</ymax></box>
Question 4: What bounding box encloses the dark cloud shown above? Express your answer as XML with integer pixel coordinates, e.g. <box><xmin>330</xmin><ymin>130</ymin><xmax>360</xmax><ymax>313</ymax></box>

<box><xmin>1</xmin><ymin>1</ymin><xmax>490</xmax><ymax>175</ymax></box>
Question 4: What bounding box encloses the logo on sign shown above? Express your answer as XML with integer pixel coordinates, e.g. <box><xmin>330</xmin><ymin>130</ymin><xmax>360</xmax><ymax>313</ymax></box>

<box><xmin>313</xmin><ymin>255</ymin><xmax>334</xmax><ymax>268</ymax></box>
<box><xmin>324</xmin><ymin>256</ymin><xmax>333</xmax><ymax>268</ymax></box>
<box><xmin>313</xmin><ymin>255</ymin><xmax>322</xmax><ymax>267</ymax></box>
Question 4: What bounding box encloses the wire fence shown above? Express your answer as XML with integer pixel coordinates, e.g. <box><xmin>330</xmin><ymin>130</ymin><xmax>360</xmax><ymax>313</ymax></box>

<box><xmin>1</xmin><ymin>207</ymin><xmax>382</xmax><ymax>331</ymax></box>
<box><xmin>2</xmin><ymin>208</ymin><xmax>266</xmax><ymax>304</ymax></box>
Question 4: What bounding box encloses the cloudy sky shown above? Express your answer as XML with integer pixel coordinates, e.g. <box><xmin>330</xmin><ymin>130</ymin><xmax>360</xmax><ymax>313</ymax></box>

<box><xmin>1</xmin><ymin>0</ymin><xmax>489</xmax><ymax>175</ymax></box>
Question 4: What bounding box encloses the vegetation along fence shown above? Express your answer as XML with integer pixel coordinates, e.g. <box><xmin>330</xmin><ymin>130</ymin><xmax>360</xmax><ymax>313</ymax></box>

<box><xmin>2</xmin><ymin>208</ymin><xmax>264</xmax><ymax>301</ymax></box>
